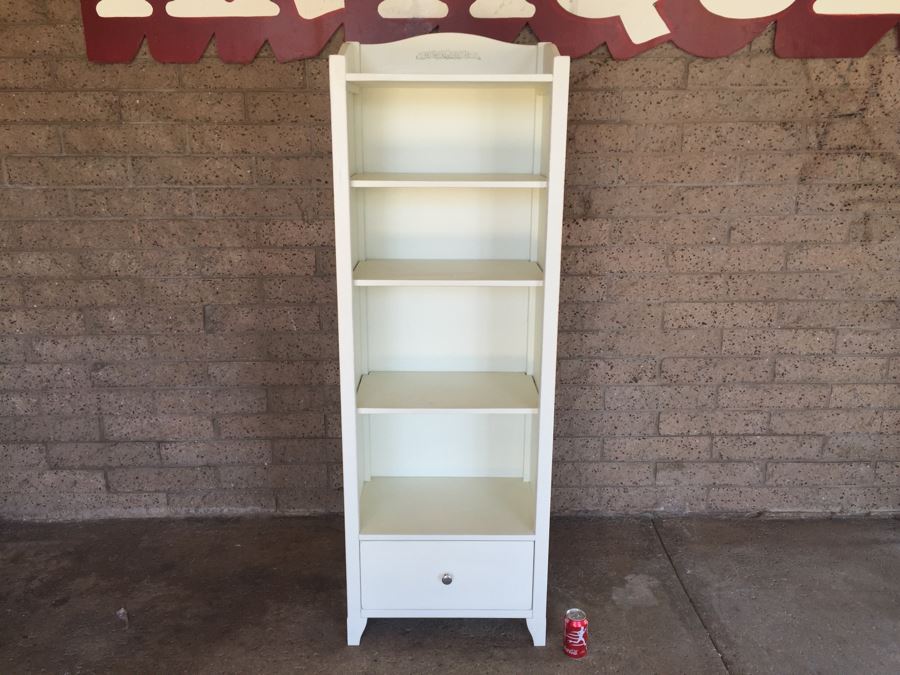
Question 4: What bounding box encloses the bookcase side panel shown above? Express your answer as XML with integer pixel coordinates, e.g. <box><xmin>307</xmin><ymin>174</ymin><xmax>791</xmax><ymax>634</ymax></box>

<box><xmin>531</xmin><ymin>55</ymin><xmax>570</xmax><ymax>644</ymax></box>
<box><xmin>330</xmin><ymin>53</ymin><xmax>365</xmax><ymax>637</ymax></box>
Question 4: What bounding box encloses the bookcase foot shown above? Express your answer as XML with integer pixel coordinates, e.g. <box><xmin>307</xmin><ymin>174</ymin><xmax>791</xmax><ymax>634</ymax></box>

<box><xmin>526</xmin><ymin>617</ymin><xmax>546</xmax><ymax>646</ymax></box>
<box><xmin>347</xmin><ymin>617</ymin><xmax>368</xmax><ymax>646</ymax></box>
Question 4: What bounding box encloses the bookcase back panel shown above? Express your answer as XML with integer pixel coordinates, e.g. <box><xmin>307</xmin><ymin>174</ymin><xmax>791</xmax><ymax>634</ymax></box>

<box><xmin>365</xmin><ymin>287</ymin><xmax>530</xmax><ymax>372</ymax></box>
<box><xmin>356</xmin><ymin>86</ymin><xmax>543</xmax><ymax>174</ymax></box>
<box><xmin>367</xmin><ymin>414</ymin><xmax>528</xmax><ymax>478</ymax></box>
<box><xmin>360</xmin><ymin>189</ymin><xmax>535</xmax><ymax>260</ymax></box>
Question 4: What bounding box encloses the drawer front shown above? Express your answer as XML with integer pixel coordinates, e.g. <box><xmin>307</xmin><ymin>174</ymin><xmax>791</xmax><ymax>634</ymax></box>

<box><xmin>360</xmin><ymin>540</ymin><xmax>533</xmax><ymax>611</ymax></box>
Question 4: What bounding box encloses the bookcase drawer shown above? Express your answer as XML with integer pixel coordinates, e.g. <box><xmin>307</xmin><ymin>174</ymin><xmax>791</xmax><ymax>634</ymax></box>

<box><xmin>360</xmin><ymin>540</ymin><xmax>534</xmax><ymax>611</ymax></box>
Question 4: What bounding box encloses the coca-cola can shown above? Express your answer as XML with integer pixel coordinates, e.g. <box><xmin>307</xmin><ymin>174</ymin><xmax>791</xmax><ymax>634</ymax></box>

<box><xmin>563</xmin><ymin>608</ymin><xmax>588</xmax><ymax>659</ymax></box>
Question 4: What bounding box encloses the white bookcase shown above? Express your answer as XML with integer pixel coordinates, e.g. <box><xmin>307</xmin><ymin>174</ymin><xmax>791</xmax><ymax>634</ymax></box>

<box><xmin>329</xmin><ymin>33</ymin><xmax>570</xmax><ymax>647</ymax></box>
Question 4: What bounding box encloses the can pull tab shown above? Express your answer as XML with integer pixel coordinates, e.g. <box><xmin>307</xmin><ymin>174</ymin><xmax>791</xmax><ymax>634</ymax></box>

<box><xmin>441</xmin><ymin>573</ymin><xmax>453</xmax><ymax>586</ymax></box>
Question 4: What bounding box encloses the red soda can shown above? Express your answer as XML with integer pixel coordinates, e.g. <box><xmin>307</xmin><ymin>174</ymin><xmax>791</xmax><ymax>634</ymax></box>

<box><xmin>563</xmin><ymin>608</ymin><xmax>588</xmax><ymax>659</ymax></box>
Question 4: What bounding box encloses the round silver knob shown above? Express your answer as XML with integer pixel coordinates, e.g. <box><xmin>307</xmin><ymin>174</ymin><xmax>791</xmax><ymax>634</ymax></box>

<box><xmin>441</xmin><ymin>573</ymin><xmax>453</xmax><ymax>586</ymax></box>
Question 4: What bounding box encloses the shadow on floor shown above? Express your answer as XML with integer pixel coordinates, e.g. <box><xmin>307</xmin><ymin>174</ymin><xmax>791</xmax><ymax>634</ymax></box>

<box><xmin>0</xmin><ymin>516</ymin><xmax>897</xmax><ymax>674</ymax></box>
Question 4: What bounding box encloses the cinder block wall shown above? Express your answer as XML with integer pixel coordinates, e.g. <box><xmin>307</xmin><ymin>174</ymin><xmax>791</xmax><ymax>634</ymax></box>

<box><xmin>0</xmin><ymin>6</ymin><xmax>898</xmax><ymax>519</ymax></box>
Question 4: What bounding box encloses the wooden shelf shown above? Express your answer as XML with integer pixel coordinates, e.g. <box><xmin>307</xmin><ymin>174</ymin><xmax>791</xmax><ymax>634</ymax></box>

<box><xmin>346</xmin><ymin>73</ymin><xmax>553</xmax><ymax>85</ymax></box>
<box><xmin>350</xmin><ymin>173</ymin><xmax>548</xmax><ymax>189</ymax></box>
<box><xmin>353</xmin><ymin>259</ymin><xmax>544</xmax><ymax>287</ymax></box>
<box><xmin>359</xmin><ymin>476</ymin><xmax>536</xmax><ymax>538</ymax></box>
<box><xmin>356</xmin><ymin>371</ymin><xmax>539</xmax><ymax>414</ymax></box>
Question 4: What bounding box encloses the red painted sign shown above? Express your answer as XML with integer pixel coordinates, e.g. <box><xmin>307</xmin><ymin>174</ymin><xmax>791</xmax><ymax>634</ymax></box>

<box><xmin>81</xmin><ymin>0</ymin><xmax>900</xmax><ymax>63</ymax></box>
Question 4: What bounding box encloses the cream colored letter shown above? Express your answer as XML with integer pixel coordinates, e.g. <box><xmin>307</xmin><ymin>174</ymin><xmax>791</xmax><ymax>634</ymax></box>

<box><xmin>555</xmin><ymin>1</ymin><xmax>670</xmax><ymax>44</ymax></box>
<box><xmin>699</xmin><ymin>0</ymin><xmax>794</xmax><ymax>19</ymax></box>
<box><xmin>96</xmin><ymin>0</ymin><xmax>152</xmax><ymax>17</ymax></box>
<box><xmin>378</xmin><ymin>0</ymin><xmax>450</xmax><ymax>18</ymax></box>
<box><xmin>166</xmin><ymin>0</ymin><xmax>280</xmax><ymax>17</ymax></box>
<box><xmin>470</xmin><ymin>0</ymin><xmax>536</xmax><ymax>18</ymax></box>
<box><xmin>294</xmin><ymin>0</ymin><xmax>345</xmax><ymax>19</ymax></box>
<box><xmin>813</xmin><ymin>0</ymin><xmax>900</xmax><ymax>14</ymax></box>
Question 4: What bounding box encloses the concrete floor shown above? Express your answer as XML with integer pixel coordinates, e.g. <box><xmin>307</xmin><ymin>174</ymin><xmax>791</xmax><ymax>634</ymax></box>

<box><xmin>0</xmin><ymin>517</ymin><xmax>898</xmax><ymax>674</ymax></box>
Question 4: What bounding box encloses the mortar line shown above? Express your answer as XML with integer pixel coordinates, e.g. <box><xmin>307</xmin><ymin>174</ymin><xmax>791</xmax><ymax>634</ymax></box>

<box><xmin>651</xmin><ymin>519</ymin><xmax>732</xmax><ymax>674</ymax></box>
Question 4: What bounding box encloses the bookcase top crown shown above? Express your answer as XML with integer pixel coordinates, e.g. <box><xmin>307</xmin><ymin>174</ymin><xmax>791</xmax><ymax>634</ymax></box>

<box><xmin>335</xmin><ymin>32</ymin><xmax>563</xmax><ymax>76</ymax></box>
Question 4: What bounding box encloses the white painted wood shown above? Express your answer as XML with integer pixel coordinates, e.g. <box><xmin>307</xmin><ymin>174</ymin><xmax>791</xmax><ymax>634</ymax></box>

<box><xmin>359</xmin><ymin>477</ymin><xmax>535</xmax><ymax>536</ymax></box>
<box><xmin>353</xmin><ymin>259</ymin><xmax>544</xmax><ymax>287</ymax></box>
<box><xmin>346</xmin><ymin>73</ymin><xmax>553</xmax><ymax>83</ymax></box>
<box><xmin>360</xmin><ymin>541</ymin><xmax>534</xmax><ymax>610</ymax></box>
<box><xmin>368</xmin><ymin>413</ymin><xmax>527</xmax><ymax>478</ymax></box>
<box><xmin>359</xmin><ymin>534</ymin><xmax>534</xmax><ymax>543</ymax></box>
<box><xmin>357</xmin><ymin>371</ymin><xmax>538</xmax><ymax>414</ymax></box>
<box><xmin>365</xmin><ymin>287</ymin><xmax>530</xmax><ymax>372</ymax></box>
<box><xmin>329</xmin><ymin>47</ymin><xmax>366</xmax><ymax>648</ymax></box>
<box><xmin>529</xmin><ymin>43</ymin><xmax>569</xmax><ymax>652</ymax></box>
<box><xmin>362</xmin><ymin>188</ymin><xmax>535</xmax><ymax>260</ymax></box>
<box><xmin>347</xmin><ymin>617</ymin><xmax>367</xmax><ymax>646</ymax></box>
<box><xmin>355</xmin><ymin>33</ymin><xmax>547</xmax><ymax>75</ymax></box>
<box><xmin>351</xmin><ymin>173</ymin><xmax>547</xmax><ymax>188</ymax></box>
<box><xmin>526</xmin><ymin>617</ymin><xmax>547</xmax><ymax>647</ymax></box>
<box><xmin>362</xmin><ymin>609</ymin><xmax>532</xmax><ymax>618</ymax></box>
<box><xmin>331</xmin><ymin>33</ymin><xmax>568</xmax><ymax>646</ymax></box>
<box><xmin>353</xmin><ymin>85</ymin><xmax>544</xmax><ymax>175</ymax></box>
